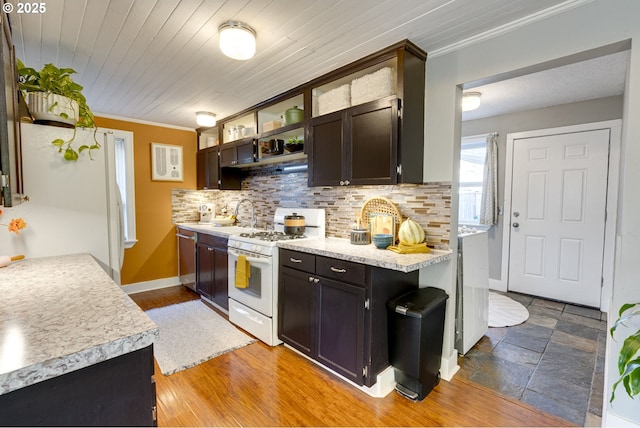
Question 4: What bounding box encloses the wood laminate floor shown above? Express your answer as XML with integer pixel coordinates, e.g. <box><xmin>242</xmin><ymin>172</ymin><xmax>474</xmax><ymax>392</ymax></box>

<box><xmin>130</xmin><ymin>286</ymin><xmax>575</xmax><ymax>427</ymax></box>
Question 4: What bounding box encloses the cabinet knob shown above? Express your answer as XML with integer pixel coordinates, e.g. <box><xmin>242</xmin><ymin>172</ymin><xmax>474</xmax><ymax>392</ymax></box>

<box><xmin>308</xmin><ymin>276</ymin><xmax>314</xmax><ymax>282</ymax></box>
<box><xmin>313</xmin><ymin>278</ymin><xmax>320</xmax><ymax>283</ymax></box>
<box><xmin>344</xmin><ymin>180</ymin><xmax>350</xmax><ymax>185</ymax></box>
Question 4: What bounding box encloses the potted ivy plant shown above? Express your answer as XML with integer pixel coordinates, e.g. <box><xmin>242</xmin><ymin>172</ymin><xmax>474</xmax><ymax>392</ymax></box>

<box><xmin>16</xmin><ymin>59</ymin><xmax>100</xmax><ymax>161</ymax></box>
<box><xmin>609</xmin><ymin>302</ymin><xmax>640</xmax><ymax>403</ymax></box>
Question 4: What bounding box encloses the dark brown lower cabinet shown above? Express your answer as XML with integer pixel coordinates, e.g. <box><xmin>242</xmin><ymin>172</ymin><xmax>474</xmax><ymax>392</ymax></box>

<box><xmin>0</xmin><ymin>345</ymin><xmax>156</xmax><ymax>426</ymax></box>
<box><xmin>279</xmin><ymin>266</ymin><xmax>316</xmax><ymax>356</ymax></box>
<box><xmin>196</xmin><ymin>234</ymin><xmax>229</xmax><ymax>310</ymax></box>
<box><xmin>278</xmin><ymin>249</ymin><xmax>418</xmax><ymax>387</ymax></box>
<box><xmin>316</xmin><ymin>277</ymin><xmax>366</xmax><ymax>384</ymax></box>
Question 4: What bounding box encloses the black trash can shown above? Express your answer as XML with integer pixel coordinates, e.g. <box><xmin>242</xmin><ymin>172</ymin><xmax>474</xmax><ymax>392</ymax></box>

<box><xmin>387</xmin><ymin>287</ymin><xmax>448</xmax><ymax>401</ymax></box>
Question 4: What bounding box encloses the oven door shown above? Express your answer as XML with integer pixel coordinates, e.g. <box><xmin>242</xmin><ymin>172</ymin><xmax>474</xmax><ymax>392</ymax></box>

<box><xmin>228</xmin><ymin>247</ymin><xmax>274</xmax><ymax>317</ymax></box>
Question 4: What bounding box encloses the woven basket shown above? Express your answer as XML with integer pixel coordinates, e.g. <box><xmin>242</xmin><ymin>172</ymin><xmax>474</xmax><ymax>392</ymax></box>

<box><xmin>360</xmin><ymin>196</ymin><xmax>402</xmax><ymax>240</ymax></box>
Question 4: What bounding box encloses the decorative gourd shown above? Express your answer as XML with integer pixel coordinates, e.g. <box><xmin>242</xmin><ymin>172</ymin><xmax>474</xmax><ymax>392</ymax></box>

<box><xmin>398</xmin><ymin>218</ymin><xmax>425</xmax><ymax>245</ymax></box>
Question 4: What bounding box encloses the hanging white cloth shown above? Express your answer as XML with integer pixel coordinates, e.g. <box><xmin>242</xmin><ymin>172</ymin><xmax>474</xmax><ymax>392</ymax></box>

<box><xmin>479</xmin><ymin>133</ymin><xmax>498</xmax><ymax>225</ymax></box>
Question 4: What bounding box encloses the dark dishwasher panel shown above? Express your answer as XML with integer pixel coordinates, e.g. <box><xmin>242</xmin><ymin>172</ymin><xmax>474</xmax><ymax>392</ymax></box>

<box><xmin>177</xmin><ymin>227</ymin><xmax>196</xmax><ymax>291</ymax></box>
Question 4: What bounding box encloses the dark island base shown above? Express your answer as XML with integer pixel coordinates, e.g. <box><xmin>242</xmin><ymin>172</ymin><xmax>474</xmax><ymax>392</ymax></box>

<box><xmin>0</xmin><ymin>345</ymin><xmax>156</xmax><ymax>426</ymax></box>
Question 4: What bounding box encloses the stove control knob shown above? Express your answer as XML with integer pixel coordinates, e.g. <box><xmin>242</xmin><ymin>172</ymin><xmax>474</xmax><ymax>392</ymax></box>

<box><xmin>251</xmin><ymin>245</ymin><xmax>260</xmax><ymax>253</ymax></box>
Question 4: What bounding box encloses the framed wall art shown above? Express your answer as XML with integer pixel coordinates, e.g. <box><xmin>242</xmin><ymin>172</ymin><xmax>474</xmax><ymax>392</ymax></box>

<box><xmin>151</xmin><ymin>143</ymin><xmax>183</xmax><ymax>181</ymax></box>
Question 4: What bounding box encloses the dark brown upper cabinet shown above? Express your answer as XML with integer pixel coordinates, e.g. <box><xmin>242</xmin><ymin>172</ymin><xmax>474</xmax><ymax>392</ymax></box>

<box><xmin>308</xmin><ymin>96</ymin><xmax>399</xmax><ymax>186</ymax></box>
<box><xmin>196</xmin><ymin>40</ymin><xmax>425</xmax><ymax>187</ymax></box>
<box><xmin>307</xmin><ymin>40</ymin><xmax>426</xmax><ymax>187</ymax></box>
<box><xmin>196</xmin><ymin>127</ymin><xmax>240</xmax><ymax>190</ymax></box>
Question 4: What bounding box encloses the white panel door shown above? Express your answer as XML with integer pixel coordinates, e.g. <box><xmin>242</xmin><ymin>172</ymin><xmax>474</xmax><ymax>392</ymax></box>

<box><xmin>508</xmin><ymin>129</ymin><xmax>610</xmax><ymax>307</ymax></box>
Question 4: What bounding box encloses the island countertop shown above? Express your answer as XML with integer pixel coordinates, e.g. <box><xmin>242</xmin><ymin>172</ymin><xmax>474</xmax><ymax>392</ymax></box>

<box><xmin>278</xmin><ymin>237</ymin><xmax>452</xmax><ymax>272</ymax></box>
<box><xmin>0</xmin><ymin>254</ymin><xmax>158</xmax><ymax>395</ymax></box>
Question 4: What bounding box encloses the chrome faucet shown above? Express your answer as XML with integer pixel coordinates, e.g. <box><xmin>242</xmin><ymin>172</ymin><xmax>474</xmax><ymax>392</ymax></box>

<box><xmin>234</xmin><ymin>198</ymin><xmax>256</xmax><ymax>229</ymax></box>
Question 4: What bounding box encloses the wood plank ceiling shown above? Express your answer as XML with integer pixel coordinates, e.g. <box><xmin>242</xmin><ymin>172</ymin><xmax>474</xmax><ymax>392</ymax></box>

<box><xmin>7</xmin><ymin>0</ymin><xmax>584</xmax><ymax>129</ymax></box>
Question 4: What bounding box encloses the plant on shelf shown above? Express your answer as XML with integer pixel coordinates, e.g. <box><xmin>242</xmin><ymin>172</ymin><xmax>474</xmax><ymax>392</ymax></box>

<box><xmin>16</xmin><ymin>59</ymin><xmax>100</xmax><ymax>161</ymax></box>
<box><xmin>609</xmin><ymin>302</ymin><xmax>640</xmax><ymax>403</ymax></box>
<box><xmin>284</xmin><ymin>136</ymin><xmax>304</xmax><ymax>152</ymax></box>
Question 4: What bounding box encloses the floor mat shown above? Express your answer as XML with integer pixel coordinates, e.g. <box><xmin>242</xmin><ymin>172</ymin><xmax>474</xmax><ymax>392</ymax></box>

<box><xmin>488</xmin><ymin>292</ymin><xmax>529</xmax><ymax>327</ymax></box>
<box><xmin>145</xmin><ymin>300</ymin><xmax>256</xmax><ymax>375</ymax></box>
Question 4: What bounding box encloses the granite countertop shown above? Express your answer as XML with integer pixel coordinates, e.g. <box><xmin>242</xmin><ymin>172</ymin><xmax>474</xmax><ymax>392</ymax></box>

<box><xmin>176</xmin><ymin>222</ymin><xmax>258</xmax><ymax>238</ymax></box>
<box><xmin>177</xmin><ymin>224</ymin><xmax>452</xmax><ymax>272</ymax></box>
<box><xmin>278</xmin><ymin>237</ymin><xmax>452</xmax><ymax>273</ymax></box>
<box><xmin>0</xmin><ymin>254</ymin><xmax>158</xmax><ymax>395</ymax></box>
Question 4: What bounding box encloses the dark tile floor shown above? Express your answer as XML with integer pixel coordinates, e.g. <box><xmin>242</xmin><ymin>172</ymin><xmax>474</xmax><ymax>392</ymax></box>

<box><xmin>456</xmin><ymin>291</ymin><xmax>607</xmax><ymax>427</ymax></box>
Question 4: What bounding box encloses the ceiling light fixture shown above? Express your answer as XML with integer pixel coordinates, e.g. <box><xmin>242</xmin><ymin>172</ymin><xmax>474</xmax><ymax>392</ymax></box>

<box><xmin>196</xmin><ymin>111</ymin><xmax>217</xmax><ymax>127</ymax></box>
<box><xmin>219</xmin><ymin>21</ymin><xmax>256</xmax><ymax>60</ymax></box>
<box><xmin>461</xmin><ymin>92</ymin><xmax>481</xmax><ymax>112</ymax></box>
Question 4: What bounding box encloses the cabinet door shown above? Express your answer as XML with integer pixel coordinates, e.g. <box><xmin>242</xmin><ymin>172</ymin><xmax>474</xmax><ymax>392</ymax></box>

<box><xmin>308</xmin><ymin>111</ymin><xmax>344</xmax><ymax>186</ymax></box>
<box><xmin>197</xmin><ymin>150</ymin><xmax>207</xmax><ymax>189</ymax></box>
<box><xmin>236</xmin><ymin>140</ymin><xmax>255</xmax><ymax>164</ymax></box>
<box><xmin>278</xmin><ymin>266</ymin><xmax>317</xmax><ymax>356</ymax></box>
<box><xmin>220</xmin><ymin>140</ymin><xmax>255</xmax><ymax>167</ymax></box>
<box><xmin>211</xmin><ymin>247</ymin><xmax>229</xmax><ymax>310</ymax></box>
<box><xmin>316</xmin><ymin>277</ymin><xmax>366</xmax><ymax>385</ymax></box>
<box><xmin>219</xmin><ymin>144</ymin><xmax>237</xmax><ymax>167</ymax></box>
<box><xmin>348</xmin><ymin>97</ymin><xmax>398</xmax><ymax>185</ymax></box>
<box><xmin>197</xmin><ymin>147</ymin><xmax>220</xmax><ymax>190</ymax></box>
<box><xmin>196</xmin><ymin>242</ymin><xmax>213</xmax><ymax>299</ymax></box>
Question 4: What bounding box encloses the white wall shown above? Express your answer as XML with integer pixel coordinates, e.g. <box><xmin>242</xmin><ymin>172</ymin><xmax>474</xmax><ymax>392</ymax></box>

<box><xmin>423</xmin><ymin>0</ymin><xmax>640</xmax><ymax>424</ymax></box>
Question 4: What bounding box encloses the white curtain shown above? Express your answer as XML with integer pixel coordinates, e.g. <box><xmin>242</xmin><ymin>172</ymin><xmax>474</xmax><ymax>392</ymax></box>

<box><xmin>479</xmin><ymin>133</ymin><xmax>498</xmax><ymax>225</ymax></box>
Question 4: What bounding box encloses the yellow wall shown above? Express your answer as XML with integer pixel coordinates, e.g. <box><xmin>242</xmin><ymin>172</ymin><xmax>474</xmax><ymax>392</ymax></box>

<box><xmin>95</xmin><ymin>116</ymin><xmax>196</xmax><ymax>285</ymax></box>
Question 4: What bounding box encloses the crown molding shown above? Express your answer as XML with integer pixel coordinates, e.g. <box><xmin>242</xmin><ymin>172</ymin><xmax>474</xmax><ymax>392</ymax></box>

<box><xmin>429</xmin><ymin>0</ymin><xmax>594</xmax><ymax>58</ymax></box>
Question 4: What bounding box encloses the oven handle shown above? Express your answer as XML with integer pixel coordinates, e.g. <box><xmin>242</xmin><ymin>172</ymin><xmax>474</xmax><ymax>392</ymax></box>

<box><xmin>228</xmin><ymin>248</ymin><xmax>272</xmax><ymax>265</ymax></box>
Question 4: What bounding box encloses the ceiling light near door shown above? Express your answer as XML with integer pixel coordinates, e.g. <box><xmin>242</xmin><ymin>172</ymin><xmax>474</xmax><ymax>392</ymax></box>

<box><xmin>219</xmin><ymin>21</ymin><xmax>256</xmax><ymax>60</ymax></box>
<box><xmin>462</xmin><ymin>92</ymin><xmax>481</xmax><ymax>111</ymax></box>
<box><xmin>196</xmin><ymin>111</ymin><xmax>217</xmax><ymax>127</ymax></box>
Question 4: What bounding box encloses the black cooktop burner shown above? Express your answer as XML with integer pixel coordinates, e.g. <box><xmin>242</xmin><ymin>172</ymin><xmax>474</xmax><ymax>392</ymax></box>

<box><xmin>239</xmin><ymin>231</ymin><xmax>307</xmax><ymax>241</ymax></box>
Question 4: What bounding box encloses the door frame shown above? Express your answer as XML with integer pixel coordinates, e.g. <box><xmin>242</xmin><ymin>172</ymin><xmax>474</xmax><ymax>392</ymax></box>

<box><xmin>500</xmin><ymin>120</ymin><xmax>621</xmax><ymax>312</ymax></box>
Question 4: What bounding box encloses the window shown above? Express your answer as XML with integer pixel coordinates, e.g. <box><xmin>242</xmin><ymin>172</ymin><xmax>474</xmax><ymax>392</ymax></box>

<box><xmin>459</xmin><ymin>135</ymin><xmax>487</xmax><ymax>225</ymax></box>
<box><xmin>113</xmin><ymin>130</ymin><xmax>137</xmax><ymax>248</ymax></box>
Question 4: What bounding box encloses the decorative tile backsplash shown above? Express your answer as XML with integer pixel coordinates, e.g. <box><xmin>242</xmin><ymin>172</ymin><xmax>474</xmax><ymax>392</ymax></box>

<box><xmin>172</xmin><ymin>164</ymin><xmax>451</xmax><ymax>249</ymax></box>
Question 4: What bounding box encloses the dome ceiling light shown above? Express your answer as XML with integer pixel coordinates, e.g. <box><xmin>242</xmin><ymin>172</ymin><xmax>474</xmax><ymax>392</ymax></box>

<box><xmin>196</xmin><ymin>111</ymin><xmax>217</xmax><ymax>127</ymax></box>
<box><xmin>462</xmin><ymin>92</ymin><xmax>481</xmax><ymax>112</ymax></box>
<box><xmin>219</xmin><ymin>21</ymin><xmax>256</xmax><ymax>60</ymax></box>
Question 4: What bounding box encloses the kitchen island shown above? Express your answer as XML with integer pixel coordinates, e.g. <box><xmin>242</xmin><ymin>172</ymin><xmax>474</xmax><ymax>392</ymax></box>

<box><xmin>0</xmin><ymin>253</ymin><xmax>159</xmax><ymax>426</ymax></box>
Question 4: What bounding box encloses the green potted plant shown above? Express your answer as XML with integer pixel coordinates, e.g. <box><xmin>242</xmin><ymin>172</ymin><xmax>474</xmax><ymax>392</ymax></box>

<box><xmin>284</xmin><ymin>135</ymin><xmax>304</xmax><ymax>152</ymax></box>
<box><xmin>609</xmin><ymin>302</ymin><xmax>640</xmax><ymax>402</ymax></box>
<box><xmin>16</xmin><ymin>59</ymin><xmax>100</xmax><ymax>161</ymax></box>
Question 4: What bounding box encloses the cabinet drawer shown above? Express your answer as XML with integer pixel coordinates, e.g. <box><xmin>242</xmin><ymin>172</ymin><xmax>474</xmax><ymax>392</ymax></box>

<box><xmin>197</xmin><ymin>233</ymin><xmax>227</xmax><ymax>249</ymax></box>
<box><xmin>280</xmin><ymin>249</ymin><xmax>315</xmax><ymax>273</ymax></box>
<box><xmin>316</xmin><ymin>256</ymin><xmax>366</xmax><ymax>285</ymax></box>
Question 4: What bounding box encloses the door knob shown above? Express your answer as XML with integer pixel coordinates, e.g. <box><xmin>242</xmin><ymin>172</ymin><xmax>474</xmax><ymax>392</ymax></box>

<box><xmin>512</xmin><ymin>222</ymin><xmax>519</xmax><ymax>228</ymax></box>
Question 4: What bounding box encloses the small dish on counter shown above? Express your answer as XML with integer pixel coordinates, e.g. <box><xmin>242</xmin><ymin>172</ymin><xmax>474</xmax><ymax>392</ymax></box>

<box><xmin>372</xmin><ymin>233</ymin><xmax>393</xmax><ymax>249</ymax></box>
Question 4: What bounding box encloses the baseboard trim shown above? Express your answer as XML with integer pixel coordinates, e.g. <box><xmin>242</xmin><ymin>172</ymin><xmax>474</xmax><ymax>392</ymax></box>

<box><xmin>489</xmin><ymin>278</ymin><xmax>506</xmax><ymax>292</ymax></box>
<box><xmin>440</xmin><ymin>349</ymin><xmax>460</xmax><ymax>382</ymax></box>
<box><xmin>123</xmin><ymin>276</ymin><xmax>181</xmax><ymax>295</ymax></box>
<box><xmin>283</xmin><ymin>344</ymin><xmax>395</xmax><ymax>398</ymax></box>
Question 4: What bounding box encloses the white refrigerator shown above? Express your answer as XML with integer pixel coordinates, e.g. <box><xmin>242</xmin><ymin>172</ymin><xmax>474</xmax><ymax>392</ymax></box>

<box><xmin>0</xmin><ymin>122</ymin><xmax>124</xmax><ymax>282</ymax></box>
